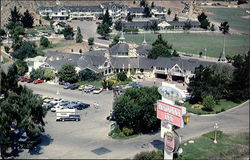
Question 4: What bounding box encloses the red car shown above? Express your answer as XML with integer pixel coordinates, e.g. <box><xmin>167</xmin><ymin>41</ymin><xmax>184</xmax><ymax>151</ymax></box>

<box><xmin>33</xmin><ymin>79</ymin><xmax>44</xmax><ymax>84</ymax></box>
<box><xmin>96</xmin><ymin>21</ymin><xmax>101</xmax><ymax>24</ymax></box>
<box><xmin>20</xmin><ymin>77</ymin><xmax>29</xmax><ymax>82</ymax></box>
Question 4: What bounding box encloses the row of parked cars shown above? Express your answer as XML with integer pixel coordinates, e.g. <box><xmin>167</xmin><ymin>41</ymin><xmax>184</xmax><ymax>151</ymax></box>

<box><xmin>42</xmin><ymin>96</ymin><xmax>90</xmax><ymax>111</ymax></box>
<box><xmin>19</xmin><ymin>77</ymin><xmax>44</xmax><ymax>84</ymax></box>
<box><xmin>61</xmin><ymin>82</ymin><xmax>103</xmax><ymax>94</ymax></box>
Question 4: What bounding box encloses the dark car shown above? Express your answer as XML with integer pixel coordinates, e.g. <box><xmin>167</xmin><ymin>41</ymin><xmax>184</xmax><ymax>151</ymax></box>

<box><xmin>26</xmin><ymin>79</ymin><xmax>34</xmax><ymax>83</ymax></box>
<box><xmin>70</xmin><ymin>84</ymin><xmax>79</xmax><ymax>90</ymax></box>
<box><xmin>106</xmin><ymin>113</ymin><xmax>116</xmax><ymax>121</ymax></box>
<box><xmin>59</xmin><ymin>115</ymin><xmax>81</xmax><ymax>121</ymax></box>
<box><xmin>76</xmin><ymin>103</ymin><xmax>90</xmax><ymax>110</ymax></box>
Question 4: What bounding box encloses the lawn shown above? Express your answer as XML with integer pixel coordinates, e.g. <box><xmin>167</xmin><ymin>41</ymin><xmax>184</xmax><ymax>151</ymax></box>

<box><xmin>177</xmin><ymin>131</ymin><xmax>249</xmax><ymax>160</ymax></box>
<box><xmin>204</xmin><ymin>7</ymin><xmax>250</xmax><ymax>34</ymax></box>
<box><xmin>77</xmin><ymin>81</ymin><xmax>103</xmax><ymax>87</ymax></box>
<box><xmin>124</xmin><ymin>33</ymin><xmax>249</xmax><ymax>58</ymax></box>
<box><xmin>184</xmin><ymin>99</ymin><xmax>242</xmax><ymax>115</ymax></box>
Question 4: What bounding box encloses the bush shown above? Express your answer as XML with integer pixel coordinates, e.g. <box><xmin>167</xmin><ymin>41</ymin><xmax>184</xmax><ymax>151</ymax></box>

<box><xmin>88</xmin><ymin>37</ymin><xmax>94</xmax><ymax>45</ymax></box>
<box><xmin>123</xmin><ymin>28</ymin><xmax>139</xmax><ymax>33</ymax></box>
<box><xmin>122</xmin><ymin>127</ymin><xmax>134</xmax><ymax>136</ymax></box>
<box><xmin>4</xmin><ymin>46</ymin><xmax>10</xmax><ymax>53</ymax></box>
<box><xmin>117</xmin><ymin>72</ymin><xmax>127</xmax><ymax>81</ymax></box>
<box><xmin>109</xmin><ymin>127</ymin><xmax>121</xmax><ymax>138</ymax></box>
<box><xmin>40</xmin><ymin>36</ymin><xmax>50</xmax><ymax>48</ymax></box>
<box><xmin>202</xmin><ymin>95</ymin><xmax>216</xmax><ymax>111</ymax></box>
<box><xmin>134</xmin><ymin>150</ymin><xmax>163</xmax><ymax>160</ymax></box>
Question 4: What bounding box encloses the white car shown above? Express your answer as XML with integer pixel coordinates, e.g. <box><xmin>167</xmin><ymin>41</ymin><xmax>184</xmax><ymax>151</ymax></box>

<box><xmin>93</xmin><ymin>87</ymin><xmax>103</xmax><ymax>94</ymax></box>
<box><xmin>50</xmin><ymin>104</ymin><xmax>64</xmax><ymax>112</ymax></box>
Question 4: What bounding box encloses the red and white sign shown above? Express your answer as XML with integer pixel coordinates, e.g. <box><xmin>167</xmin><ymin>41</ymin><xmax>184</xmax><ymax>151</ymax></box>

<box><xmin>157</xmin><ymin>100</ymin><xmax>183</xmax><ymax>127</ymax></box>
<box><xmin>165</xmin><ymin>132</ymin><xmax>175</xmax><ymax>152</ymax></box>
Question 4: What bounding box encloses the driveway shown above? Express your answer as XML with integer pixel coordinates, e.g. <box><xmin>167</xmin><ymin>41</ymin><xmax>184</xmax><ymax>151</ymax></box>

<box><xmin>18</xmin><ymin>82</ymin><xmax>249</xmax><ymax>159</ymax></box>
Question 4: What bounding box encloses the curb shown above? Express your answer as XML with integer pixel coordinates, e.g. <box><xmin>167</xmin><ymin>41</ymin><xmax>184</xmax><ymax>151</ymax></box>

<box><xmin>192</xmin><ymin>100</ymin><xmax>249</xmax><ymax>117</ymax></box>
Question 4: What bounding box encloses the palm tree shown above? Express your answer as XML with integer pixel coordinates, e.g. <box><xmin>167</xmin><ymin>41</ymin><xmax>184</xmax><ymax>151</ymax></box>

<box><xmin>219</xmin><ymin>21</ymin><xmax>229</xmax><ymax>62</ymax></box>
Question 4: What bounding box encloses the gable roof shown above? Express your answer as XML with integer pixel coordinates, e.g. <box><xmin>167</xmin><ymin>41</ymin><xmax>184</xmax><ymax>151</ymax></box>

<box><xmin>109</xmin><ymin>43</ymin><xmax>129</xmax><ymax>56</ymax></box>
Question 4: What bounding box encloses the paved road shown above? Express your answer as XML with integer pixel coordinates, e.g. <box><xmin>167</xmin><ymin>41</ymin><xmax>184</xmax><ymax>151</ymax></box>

<box><xmin>18</xmin><ymin>82</ymin><xmax>249</xmax><ymax>159</ymax></box>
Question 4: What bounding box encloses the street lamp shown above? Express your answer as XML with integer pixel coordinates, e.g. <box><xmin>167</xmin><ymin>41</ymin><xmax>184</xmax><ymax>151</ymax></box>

<box><xmin>213</xmin><ymin>123</ymin><xmax>219</xmax><ymax>144</ymax></box>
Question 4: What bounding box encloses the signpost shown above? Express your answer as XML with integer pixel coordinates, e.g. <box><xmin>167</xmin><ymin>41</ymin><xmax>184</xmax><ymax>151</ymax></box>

<box><xmin>157</xmin><ymin>82</ymin><xmax>189</xmax><ymax>160</ymax></box>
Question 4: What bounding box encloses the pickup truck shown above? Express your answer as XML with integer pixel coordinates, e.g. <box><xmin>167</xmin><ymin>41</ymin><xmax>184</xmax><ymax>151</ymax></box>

<box><xmin>57</xmin><ymin>115</ymin><xmax>81</xmax><ymax>122</ymax></box>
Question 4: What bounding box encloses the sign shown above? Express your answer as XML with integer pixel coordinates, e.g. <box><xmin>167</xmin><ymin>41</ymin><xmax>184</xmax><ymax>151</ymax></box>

<box><xmin>157</xmin><ymin>100</ymin><xmax>185</xmax><ymax>128</ymax></box>
<box><xmin>161</xmin><ymin>121</ymin><xmax>171</xmax><ymax>138</ymax></box>
<box><xmin>165</xmin><ymin>132</ymin><xmax>175</xmax><ymax>152</ymax></box>
<box><xmin>158</xmin><ymin>84</ymin><xmax>186</xmax><ymax>101</ymax></box>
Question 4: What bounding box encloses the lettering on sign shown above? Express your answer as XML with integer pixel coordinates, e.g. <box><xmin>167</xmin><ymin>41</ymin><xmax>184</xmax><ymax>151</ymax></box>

<box><xmin>157</xmin><ymin>100</ymin><xmax>183</xmax><ymax>127</ymax></box>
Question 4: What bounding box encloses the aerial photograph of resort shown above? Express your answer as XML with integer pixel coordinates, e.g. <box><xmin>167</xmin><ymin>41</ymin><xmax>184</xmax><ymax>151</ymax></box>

<box><xmin>0</xmin><ymin>0</ymin><xmax>249</xmax><ymax>159</ymax></box>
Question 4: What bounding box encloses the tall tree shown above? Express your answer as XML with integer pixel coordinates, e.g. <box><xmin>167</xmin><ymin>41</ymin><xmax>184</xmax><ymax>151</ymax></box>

<box><xmin>152</xmin><ymin>34</ymin><xmax>172</xmax><ymax>49</ymax></box>
<box><xmin>8</xmin><ymin>6</ymin><xmax>21</xmax><ymax>24</ymax></box>
<box><xmin>167</xmin><ymin>8</ymin><xmax>171</xmax><ymax>15</ymax></box>
<box><xmin>148</xmin><ymin>44</ymin><xmax>172</xmax><ymax>59</ymax></box>
<box><xmin>102</xmin><ymin>9</ymin><xmax>112</xmax><ymax>27</ymax></box>
<box><xmin>11</xmin><ymin>41</ymin><xmax>37</xmax><ymax>60</ymax></box>
<box><xmin>197</xmin><ymin>12</ymin><xmax>210</xmax><ymax>29</ymax></box>
<box><xmin>126</xmin><ymin>12</ymin><xmax>133</xmax><ymax>22</ymax></box>
<box><xmin>13</xmin><ymin>59</ymin><xmax>28</xmax><ymax>76</ymax></box>
<box><xmin>114</xmin><ymin>20</ymin><xmax>122</xmax><ymax>31</ymax></box>
<box><xmin>97</xmin><ymin>23</ymin><xmax>111</xmax><ymax>39</ymax></box>
<box><xmin>173</xmin><ymin>14</ymin><xmax>179</xmax><ymax>21</ymax></box>
<box><xmin>63</xmin><ymin>25</ymin><xmax>74</xmax><ymax>40</ymax></box>
<box><xmin>143</xmin><ymin>4</ymin><xmax>151</xmax><ymax>18</ymax></box>
<box><xmin>140</xmin><ymin>0</ymin><xmax>147</xmax><ymax>7</ymax></box>
<box><xmin>76</xmin><ymin>26</ymin><xmax>83</xmax><ymax>43</ymax></box>
<box><xmin>219</xmin><ymin>21</ymin><xmax>230</xmax><ymax>34</ymax></box>
<box><xmin>151</xmin><ymin>2</ymin><xmax>155</xmax><ymax>8</ymax></box>
<box><xmin>57</xmin><ymin>65</ymin><xmax>78</xmax><ymax>83</ymax></box>
<box><xmin>21</xmin><ymin>9</ymin><xmax>34</xmax><ymax>28</ymax></box>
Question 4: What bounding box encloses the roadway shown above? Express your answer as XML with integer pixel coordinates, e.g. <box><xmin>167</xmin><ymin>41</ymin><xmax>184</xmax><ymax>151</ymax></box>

<box><xmin>18</xmin><ymin>82</ymin><xmax>249</xmax><ymax>159</ymax></box>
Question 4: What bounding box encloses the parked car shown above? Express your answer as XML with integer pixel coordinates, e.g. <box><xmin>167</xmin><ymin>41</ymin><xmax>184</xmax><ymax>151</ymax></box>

<box><xmin>59</xmin><ymin>100</ymin><xmax>70</xmax><ymax>106</ymax></box>
<box><xmin>67</xmin><ymin>101</ymin><xmax>81</xmax><ymax>109</ymax></box>
<box><xmin>84</xmin><ymin>85</ymin><xmax>95</xmax><ymax>93</ymax></box>
<box><xmin>59</xmin><ymin>80</ymin><xmax>66</xmax><ymax>85</ymax></box>
<box><xmin>50</xmin><ymin>104</ymin><xmax>65</xmax><ymax>112</ymax></box>
<box><xmin>70</xmin><ymin>84</ymin><xmax>79</xmax><ymax>90</ymax></box>
<box><xmin>42</xmin><ymin>103</ymin><xmax>53</xmax><ymax>109</ymax></box>
<box><xmin>106</xmin><ymin>113</ymin><xmax>116</xmax><ymax>121</ymax></box>
<box><xmin>93</xmin><ymin>87</ymin><xmax>103</xmax><ymax>94</ymax></box>
<box><xmin>20</xmin><ymin>77</ymin><xmax>29</xmax><ymax>82</ymax></box>
<box><xmin>26</xmin><ymin>79</ymin><xmax>35</xmax><ymax>83</ymax></box>
<box><xmin>78</xmin><ymin>85</ymin><xmax>85</xmax><ymax>91</ymax></box>
<box><xmin>33</xmin><ymin>79</ymin><xmax>44</xmax><ymax>84</ymax></box>
<box><xmin>76</xmin><ymin>103</ymin><xmax>90</xmax><ymax>110</ymax></box>
<box><xmin>58</xmin><ymin>115</ymin><xmax>81</xmax><ymax>121</ymax></box>
<box><xmin>63</xmin><ymin>83</ymin><xmax>74</xmax><ymax>89</ymax></box>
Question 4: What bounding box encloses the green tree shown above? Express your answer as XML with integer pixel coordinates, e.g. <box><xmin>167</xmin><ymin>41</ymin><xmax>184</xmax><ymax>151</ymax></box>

<box><xmin>0</xmin><ymin>29</ymin><xmax>6</xmax><ymax>36</ymax></box>
<box><xmin>167</xmin><ymin>8</ymin><xmax>171</xmax><ymax>15</ymax></box>
<box><xmin>229</xmin><ymin>52</ymin><xmax>250</xmax><ymax>101</ymax></box>
<box><xmin>140</xmin><ymin>0</ymin><xmax>147</xmax><ymax>7</ymax></box>
<box><xmin>183</xmin><ymin>20</ymin><xmax>192</xmax><ymax>30</ymax></box>
<box><xmin>202</xmin><ymin>95</ymin><xmax>216</xmax><ymax>111</ymax></box>
<box><xmin>109</xmin><ymin>35</ymin><xmax>120</xmax><ymax>48</ymax></box>
<box><xmin>151</xmin><ymin>1</ymin><xmax>155</xmax><ymax>8</ymax></box>
<box><xmin>97</xmin><ymin>23</ymin><xmax>112</xmax><ymax>39</ymax></box>
<box><xmin>113</xmin><ymin>87</ymin><xmax>161</xmax><ymax>133</ymax></box>
<box><xmin>79</xmin><ymin>69</ymin><xmax>102</xmax><ymax>81</ymax></box>
<box><xmin>150</xmin><ymin>21</ymin><xmax>159</xmax><ymax>32</ymax></box>
<box><xmin>148</xmin><ymin>44</ymin><xmax>172</xmax><ymax>59</ymax></box>
<box><xmin>143</xmin><ymin>4</ymin><xmax>151</xmax><ymax>18</ymax></box>
<box><xmin>40</xmin><ymin>36</ymin><xmax>50</xmax><ymax>48</ymax></box>
<box><xmin>102</xmin><ymin>9</ymin><xmax>112</xmax><ymax>27</ymax></box>
<box><xmin>30</xmin><ymin>68</ymin><xmax>45</xmax><ymax>80</ymax></box>
<box><xmin>114</xmin><ymin>20</ymin><xmax>122</xmax><ymax>31</ymax></box>
<box><xmin>4</xmin><ymin>46</ymin><xmax>10</xmax><ymax>53</ymax></box>
<box><xmin>57</xmin><ymin>65</ymin><xmax>78</xmax><ymax>83</ymax></box>
<box><xmin>11</xmin><ymin>35</ymin><xmax>23</xmax><ymax>51</ymax></box>
<box><xmin>8</xmin><ymin>6</ymin><xmax>21</xmax><ymax>24</ymax></box>
<box><xmin>173</xmin><ymin>14</ymin><xmax>179</xmax><ymax>21</ymax></box>
<box><xmin>10</xmin><ymin>25</ymin><xmax>25</xmax><ymax>36</ymax></box>
<box><xmin>88</xmin><ymin>37</ymin><xmax>94</xmax><ymax>45</ymax></box>
<box><xmin>21</xmin><ymin>9</ymin><xmax>34</xmax><ymax>28</ymax></box>
<box><xmin>44</xmin><ymin>69</ymin><xmax>56</xmax><ymax>81</ymax></box>
<box><xmin>63</xmin><ymin>25</ymin><xmax>74</xmax><ymax>40</ymax></box>
<box><xmin>152</xmin><ymin>34</ymin><xmax>172</xmax><ymax>48</ymax></box>
<box><xmin>172</xmin><ymin>50</ymin><xmax>179</xmax><ymax>57</ymax></box>
<box><xmin>117</xmin><ymin>72</ymin><xmax>127</xmax><ymax>81</ymax></box>
<box><xmin>219</xmin><ymin>21</ymin><xmax>230</xmax><ymax>34</ymax></box>
<box><xmin>14</xmin><ymin>59</ymin><xmax>28</xmax><ymax>76</ymax></box>
<box><xmin>76</xmin><ymin>26</ymin><xmax>83</xmax><ymax>43</ymax></box>
<box><xmin>198</xmin><ymin>12</ymin><xmax>210</xmax><ymax>30</ymax></box>
<box><xmin>210</xmin><ymin>23</ymin><xmax>215</xmax><ymax>31</ymax></box>
<box><xmin>126</xmin><ymin>12</ymin><xmax>133</xmax><ymax>22</ymax></box>
<box><xmin>11</xmin><ymin>41</ymin><xmax>37</xmax><ymax>60</ymax></box>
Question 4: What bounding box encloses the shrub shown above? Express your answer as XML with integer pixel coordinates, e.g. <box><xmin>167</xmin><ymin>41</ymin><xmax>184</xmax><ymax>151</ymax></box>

<box><xmin>40</xmin><ymin>36</ymin><xmax>50</xmax><ymax>48</ymax></box>
<box><xmin>122</xmin><ymin>127</ymin><xmax>134</xmax><ymax>136</ymax></box>
<box><xmin>88</xmin><ymin>37</ymin><xmax>94</xmax><ymax>45</ymax></box>
<box><xmin>202</xmin><ymin>95</ymin><xmax>216</xmax><ymax>111</ymax></box>
<box><xmin>134</xmin><ymin>150</ymin><xmax>163</xmax><ymax>160</ymax></box>
<box><xmin>4</xmin><ymin>46</ymin><xmax>10</xmax><ymax>53</ymax></box>
<box><xmin>117</xmin><ymin>72</ymin><xmax>127</xmax><ymax>81</ymax></box>
<box><xmin>109</xmin><ymin>127</ymin><xmax>121</xmax><ymax>138</ymax></box>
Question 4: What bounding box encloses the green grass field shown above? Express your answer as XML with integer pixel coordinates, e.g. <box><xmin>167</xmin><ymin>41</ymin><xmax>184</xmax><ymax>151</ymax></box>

<box><xmin>184</xmin><ymin>99</ymin><xmax>242</xmax><ymax>115</ymax></box>
<box><xmin>124</xmin><ymin>33</ymin><xmax>249</xmax><ymax>58</ymax></box>
<box><xmin>177</xmin><ymin>131</ymin><xmax>249</xmax><ymax>160</ymax></box>
<box><xmin>204</xmin><ymin>7</ymin><xmax>250</xmax><ymax>34</ymax></box>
